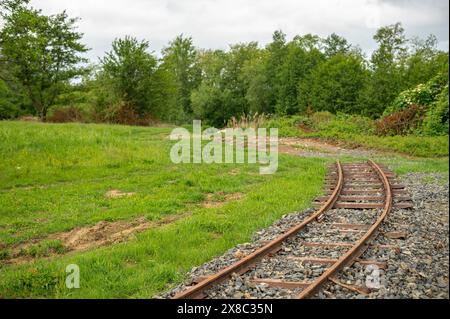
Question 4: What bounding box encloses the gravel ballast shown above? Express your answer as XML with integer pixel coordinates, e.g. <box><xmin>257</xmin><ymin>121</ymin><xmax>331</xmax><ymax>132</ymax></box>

<box><xmin>160</xmin><ymin>172</ymin><xmax>449</xmax><ymax>299</ymax></box>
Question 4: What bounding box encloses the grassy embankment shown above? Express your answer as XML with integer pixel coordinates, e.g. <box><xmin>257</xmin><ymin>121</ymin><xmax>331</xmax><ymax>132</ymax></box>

<box><xmin>266</xmin><ymin>114</ymin><xmax>449</xmax><ymax>158</ymax></box>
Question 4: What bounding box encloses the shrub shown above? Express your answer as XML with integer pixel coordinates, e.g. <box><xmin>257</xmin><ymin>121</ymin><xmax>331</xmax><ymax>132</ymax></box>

<box><xmin>310</xmin><ymin>111</ymin><xmax>335</xmax><ymax>124</ymax></box>
<box><xmin>103</xmin><ymin>102</ymin><xmax>158</xmax><ymax>126</ymax></box>
<box><xmin>0</xmin><ymin>100</ymin><xmax>22</xmax><ymax>119</ymax></box>
<box><xmin>375</xmin><ymin>104</ymin><xmax>424</xmax><ymax>136</ymax></box>
<box><xmin>385</xmin><ymin>72</ymin><xmax>448</xmax><ymax>116</ymax></box>
<box><xmin>422</xmin><ymin>85</ymin><xmax>449</xmax><ymax>136</ymax></box>
<box><xmin>263</xmin><ymin>115</ymin><xmax>312</xmax><ymax>137</ymax></box>
<box><xmin>47</xmin><ymin>106</ymin><xmax>85</xmax><ymax>123</ymax></box>
<box><xmin>313</xmin><ymin>113</ymin><xmax>375</xmax><ymax>136</ymax></box>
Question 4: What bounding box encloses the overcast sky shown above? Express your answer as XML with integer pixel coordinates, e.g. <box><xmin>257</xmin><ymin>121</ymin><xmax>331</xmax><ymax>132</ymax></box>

<box><xmin>30</xmin><ymin>0</ymin><xmax>449</xmax><ymax>61</ymax></box>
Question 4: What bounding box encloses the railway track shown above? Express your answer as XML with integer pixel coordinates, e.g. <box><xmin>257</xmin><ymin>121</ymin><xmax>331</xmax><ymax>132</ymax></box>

<box><xmin>173</xmin><ymin>160</ymin><xmax>412</xmax><ymax>299</ymax></box>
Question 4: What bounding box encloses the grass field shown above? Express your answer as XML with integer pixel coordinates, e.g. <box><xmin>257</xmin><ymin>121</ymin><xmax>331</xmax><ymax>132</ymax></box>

<box><xmin>0</xmin><ymin>121</ymin><xmax>448</xmax><ymax>298</ymax></box>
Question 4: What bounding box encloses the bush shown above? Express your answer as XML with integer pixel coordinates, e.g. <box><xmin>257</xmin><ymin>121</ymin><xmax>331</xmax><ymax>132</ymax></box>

<box><xmin>385</xmin><ymin>72</ymin><xmax>448</xmax><ymax>116</ymax></box>
<box><xmin>47</xmin><ymin>106</ymin><xmax>85</xmax><ymax>123</ymax></box>
<box><xmin>263</xmin><ymin>115</ymin><xmax>312</xmax><ymax>137</ymax></box>
<box><xmin>0</xmin><ymin>100</ymin><xmax>22</xmax><ymax>119</ymax></box>
<box><xmin>102</xmin><ymin>102</ymin><xmax>158</xmax><ymax>126</ymax></box>
<box><xmin>422</xmin><ymin>85</ymin><xmax>449</xmax><ymax>136</ymax></box>
<box><xmin>310</xmin><ymin>111</ymin><xmax>335</xmax><ymax>124</ymax></box>
<box><xmin>375</xmin><ymin>104</ymin><xmax>424</xmax><ymax>136</ymax></box>
<box><xmin>313</xmin><ymin>113</ymin><xmax>375</xmax><ymax>136</ymax></box>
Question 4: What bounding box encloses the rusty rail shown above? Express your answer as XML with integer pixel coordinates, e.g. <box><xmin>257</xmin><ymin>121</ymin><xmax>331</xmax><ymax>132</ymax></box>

<box><xmin>173</xmin><ymin>160</ymin><xmax>344</xmax><ymax>299</ymax></box>
<box><xmin>297</xmin><ymin>159</ymin><xmax>393</xmax><ymax>298</ymax></box>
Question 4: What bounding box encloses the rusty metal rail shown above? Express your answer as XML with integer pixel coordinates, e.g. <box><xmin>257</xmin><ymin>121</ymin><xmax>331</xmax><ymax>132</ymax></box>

<box><xmin>297</xmin><ymin>160</ymin><xmax>393</xmax><ymax>298</ymax></box>
<box><xmin>173</xmin><ymin>159</ymin><xmax>402</xmax><ymax>299</ymax></box>
<box><xmin>173</xmin><ymin>160</ymin><xmax>344</xmax><ymax>299</ymax></box>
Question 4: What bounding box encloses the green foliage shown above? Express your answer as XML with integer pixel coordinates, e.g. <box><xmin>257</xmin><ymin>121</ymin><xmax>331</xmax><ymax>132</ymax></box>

<box><xmin>161</xmin><ymin>35</ymin><xmax>201</xmax><ymax>116</ymax></box>
<box><xmin>0</xmin><ymin>79</ymin><xmax>22</xmax><ymax>119</ymax></box>
<box><xmin>385</xmin><ymin>72</ymin><xmax>448</xmax><ymax>115</ymax></box>
<box><xmin>323</xmin><ymin>33</ymin><xmax>351</xmax><ymax>58</ymax></box>
<box><xmin>279</xmin><ymin>34</ymin><xmax>324</xmax><ymax>115</ymax></box>
<box><xmin>403</xmin><ymin>36</ymin><xmax>449</xmax><ymax>88</ymax></box>
<box><xmin>242</xmin><ymin>50</ymin><xmax>272</xmax><ymax>114</ymax></box>
<box><xmin>301</xmin><ymin>53</ymin><xmax>367</xmax><ymax>114</ymax></box>
<box><xmin>0</xmin><ymin>0</ymin><xmax>88</xmax><ymax>120</ymax></box>
<box><xmin>191</xmin><ymin>43</ymin><xmax>260</xmax><ymax>126</ymax></box>
<box><xmin>362</xmin><ymin>23</ymin><xmax>407</xmax><ymax>118</ymax></box>
<box><xmin>263</xmin><ymin>115</ymin><xmax>311</xmax><ymax>137</ymax></box>
<box><xmin>101</xmin><ymin>36</ymin><xmax>157</xmax><ymax>116</ymax></box>
<box><xmin>380</xmin><ymin>70</ymin><xmax>449</xmax><ymax>136</ymax></box>
<box><xmin>191</xmin><ymin>83</ymin><xmax>227</xmax><ymax>126</ymax></box>
<box><xmin>388</xmin><ymin>83</ymin><xmax>434</xmax><ymax>114</ymax></box>
<box><xmin>310</xmin><ymin>113</ymin><xmax>375</xmax><ymax>136</ymax></box>
<box><xmin>422</xmin><ymin>85</ymin><xmax>449</xmax><ymax>136</ymax></box>
<box><xmin>0</xmin><ymin>3</ymin><xmax>448</xmax><ymax>132</ymax></box>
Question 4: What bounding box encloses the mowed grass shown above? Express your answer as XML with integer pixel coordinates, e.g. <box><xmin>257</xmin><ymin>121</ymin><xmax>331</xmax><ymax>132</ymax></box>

<box><xmin>0</xmin><ymin>121</ymin><xmax>329</xmax><ymax>298</ymax></box>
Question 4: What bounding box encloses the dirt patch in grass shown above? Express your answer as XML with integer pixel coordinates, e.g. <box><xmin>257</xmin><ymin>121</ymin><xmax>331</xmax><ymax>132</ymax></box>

<box><xmin>202</xmin><ymin>192</ymin><xmax>244</xmax><ymax>208</ymax></box>
<box><xmin>50</xmin><ymin>218</ymin><xmax>150</xmax><ymax>251</ymax></box>
<box><xmin>2</xmin><ymin>213</ymin><xmax>191</xmax><ymax>265</ymax></box>
<box><xmin>279</xmin><ymin>137</ymin><xmax>376</xmax><ymax>158</ymax></box>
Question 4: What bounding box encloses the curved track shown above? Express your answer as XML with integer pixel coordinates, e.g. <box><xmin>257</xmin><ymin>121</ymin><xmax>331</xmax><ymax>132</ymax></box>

<box><xmin>173</xmin><ymin>160</ymin><xmax>408</xmax><ymax>299</ymax></box>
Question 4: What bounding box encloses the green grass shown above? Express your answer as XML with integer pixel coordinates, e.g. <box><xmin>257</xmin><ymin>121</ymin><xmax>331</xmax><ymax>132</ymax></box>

<box><xmin>21</xmin><ymin>240</ymin><xmax>67</xmax><ymax>258</ymax></box>
<box><xmin>0</xmin><ymin>121</ymin><xmax>329</xmax><ymax>298</ymax></box>
<box><xmin>0</xmin><ymin>120</ymin><xmax>447</xmax><ymax>298</ymax></box>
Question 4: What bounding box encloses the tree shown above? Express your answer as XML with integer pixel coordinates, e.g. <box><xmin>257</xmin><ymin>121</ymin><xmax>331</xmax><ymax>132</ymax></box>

<box><xmin>242</xmin><ymin>50</ymin><xmax>271</xmax><ymax>114</ymax></box>
<box><xmin>264</xmin><ymin>30</ymin><xmax>288</xmax><ymax>114</ymax></box>
<box><xmin>302</xmin><ymin>53</ymin><xmax>368</xmax><ymax>114</ymax></box>
<box><xmin>372</xmin><ymin>22</ymin><xmax>406</xmax><ymax>67</ymax></box>
<box><xmin>161</xmin><ymin>35</ymin><xmax>200</xmax><ymax>117</ymax></box>
<box><xmin>323</xmin><ymin>33</ymin><xmax>351</xmax><ymax>58</ymax></box>
<box><xmin>403</xmin><ymin>35</ymin><xmax>449</xmax><ymax>88</ymax></box>
<box><xmin>0</xmin><ymin>0</ymin><xmax>88</xmax><ymax>121</ymax></box>
<box><xmin>280</xmin><ymin>34</ymin><xmax>324</xmax><ymax>115</ymax></box>
<box><xmin>192</xmin><ymin>44</ymin><xmax>261</xmax><ymax>126</ymax></box>
<box><xmin>101</xmin><ymin>36</ymin><xmax>157</xmax><ymax>115</ymax></box>
<box><xmin>225</xmin><ymin>42</ymin><xmax>260</xmax><ymax>116</ymax></box>
<box><xmin>191</xmin><ymin>49</ymin><xmax>227</xmax><ymax>126</ymax></box>
<box><xmin>362</xmin><ymin>23</ymin><xmax>407</xmax><ymax>117</ymax></box>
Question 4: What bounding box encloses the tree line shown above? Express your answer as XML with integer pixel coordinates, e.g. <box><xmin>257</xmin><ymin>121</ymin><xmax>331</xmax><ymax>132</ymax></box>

<box><xmin>1</xmin><ymin>0</ymin><xmax>448</xmax><ymax>127</ymax></box>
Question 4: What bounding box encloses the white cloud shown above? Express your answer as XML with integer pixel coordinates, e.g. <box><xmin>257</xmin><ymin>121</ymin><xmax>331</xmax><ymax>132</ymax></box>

<box><xmin>29</xmin><ymin>0</ymin><xmax>449</xmax><ymax>61</ymax></box>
